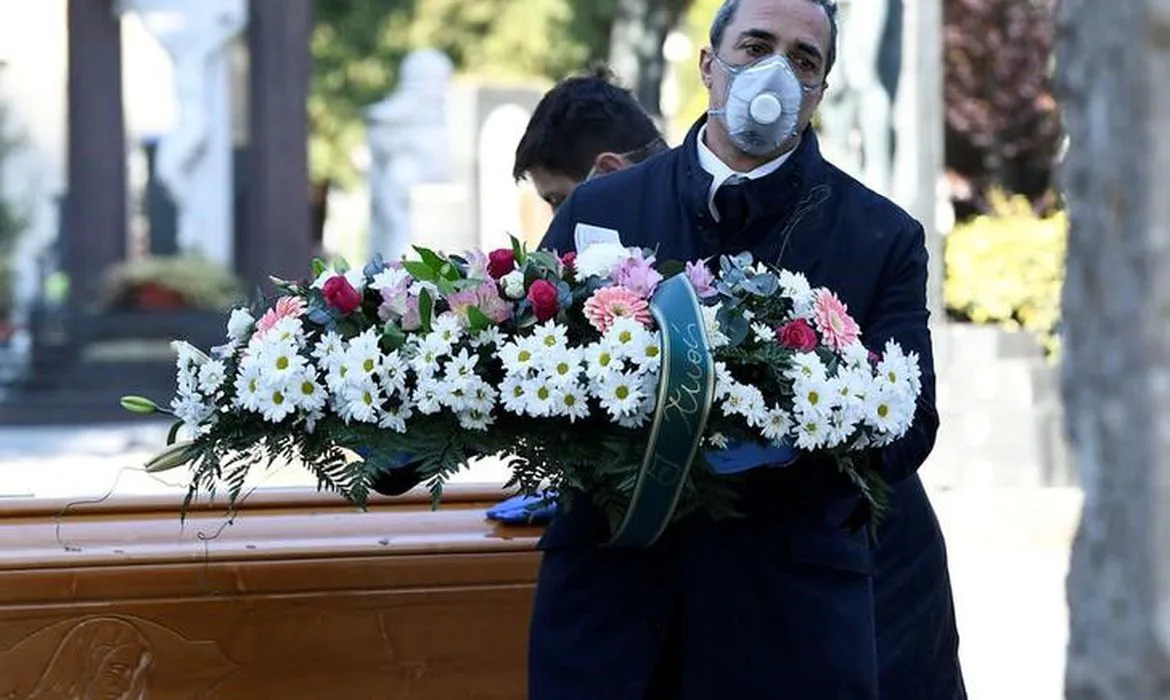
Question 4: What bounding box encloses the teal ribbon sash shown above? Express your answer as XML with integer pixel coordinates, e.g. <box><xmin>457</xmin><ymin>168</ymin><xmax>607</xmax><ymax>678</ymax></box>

<box><xmin>607</xmin><ymin>274</ymin><xmax>716</xmax><ymax>548</ymax></box>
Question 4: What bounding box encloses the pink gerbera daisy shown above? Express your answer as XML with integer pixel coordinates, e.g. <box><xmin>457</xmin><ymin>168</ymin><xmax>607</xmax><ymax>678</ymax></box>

<box><xmin>812</xmin><ymin>289</ymin><xmax>861</xmax><ymax>350</ymax></box>
<box><xmin>583</xmin><ymin>285</ymin><xmax>653</xmax><ymax>333</ymax></box>
<box><xmin>255</xmin><ymin>296</ymin><xmax>307</xmax><ymax>337</ymax></box>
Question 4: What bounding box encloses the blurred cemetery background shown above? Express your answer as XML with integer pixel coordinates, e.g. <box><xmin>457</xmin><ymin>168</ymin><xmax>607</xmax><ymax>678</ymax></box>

<box><xmin>0</xmin><ymin>1</ymin><xmax>1070</xmax><ymax>697</ymax></box>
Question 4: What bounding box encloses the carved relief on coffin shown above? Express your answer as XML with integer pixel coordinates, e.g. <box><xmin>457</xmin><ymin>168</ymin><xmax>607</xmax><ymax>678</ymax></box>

<box><xmin>0</xmin><ymin>615</ymin><xmax>237</xmax><ymax>699</ymax></box>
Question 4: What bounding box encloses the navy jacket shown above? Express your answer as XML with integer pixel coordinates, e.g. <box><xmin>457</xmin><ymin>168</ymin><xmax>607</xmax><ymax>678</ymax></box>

<box><xmin>529</xmin><ymin>119</ymin><xmax>963</xmax><ymax>699</ymax></box>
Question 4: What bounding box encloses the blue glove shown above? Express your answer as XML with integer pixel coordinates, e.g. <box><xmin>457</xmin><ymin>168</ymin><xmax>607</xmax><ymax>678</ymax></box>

<box><xmin>704</xmin><ymin>440</ymin><xmax>799</xmax><ymax>475</ymax></box>
<box><xmin>486</xmin><ymin>493</ymin><xmax>558</xmax><ymax>525</ymax></box>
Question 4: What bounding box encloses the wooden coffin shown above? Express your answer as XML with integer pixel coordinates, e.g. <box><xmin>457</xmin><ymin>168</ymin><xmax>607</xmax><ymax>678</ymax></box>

<box><xmin>0</xmin><ymin>486</ymin><xmax>542</xmax><ymax>699</ymax></box>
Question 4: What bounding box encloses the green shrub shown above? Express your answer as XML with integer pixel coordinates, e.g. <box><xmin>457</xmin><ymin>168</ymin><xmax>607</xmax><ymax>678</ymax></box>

<box><xmin>945</xmin><ymin>191</ymin><xmax>1066</xmax><ymax>354</ymax></box>
<box><xmin>102</xmin><ymin>255</ymin><xmax>245</xmax><ymax>312</ymax></box>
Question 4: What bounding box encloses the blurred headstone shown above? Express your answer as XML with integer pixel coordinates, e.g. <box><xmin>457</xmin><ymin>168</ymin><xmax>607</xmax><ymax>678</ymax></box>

<box><xmin>115</xmin><ymin>0</ymin><xmax>246</xmax><ymax>267</ymax></box>
<box><xmin>819</xmin><ymin>0</ymin><xmax>897</xmax><ymax>196</ymax></box>
<box><xmin>1058</xmin><ymin>0</ymin><xmax>1170</xmax><ymax>696</ymax></box>
<box><xmin>365</xmin><ymin>49</ymin><xmax>455</xmax><ymax>262</ymax></box>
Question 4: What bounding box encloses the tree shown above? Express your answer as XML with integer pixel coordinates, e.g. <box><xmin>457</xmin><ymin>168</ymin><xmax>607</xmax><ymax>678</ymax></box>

<box><xmin>308</xmin><ymin>0</ymin><xmax>693</xmax><ymax>188</ymax></box>
<box><xmin>608</xmin><ymin>0</ymin><xmax>694</xmax><ymax>119</ymax></box>
<box><xmin>1056</xmin><ymin>0</ymin><xmax>1170</xmax><ymax>697</ymax></box>
<box><xmin>0</xmin><ymin>95</ymin><xmax>25</xmax><ymax>323</ymax></box>
<box><xmin>943</xmin><ymin>0</ymin><xmax>1062</xmax><ymax>219</ymax></box>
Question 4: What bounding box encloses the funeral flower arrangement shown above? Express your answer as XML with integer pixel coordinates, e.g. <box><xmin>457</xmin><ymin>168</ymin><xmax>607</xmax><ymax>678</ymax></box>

<box><xmin>124</xmin><ymin>239</ymin><xmax>921</xmax><ymax>541</ymax></box>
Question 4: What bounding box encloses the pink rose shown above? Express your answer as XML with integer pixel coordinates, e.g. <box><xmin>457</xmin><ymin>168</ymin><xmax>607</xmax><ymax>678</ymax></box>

<box><xmin>322</xmin><ymin>275</ymin><xmax>362</xmax><ymax>315</ymax></box>
<box><xmin>487</xmin><ymin>249</ymin><xmax>516</xmax><ymax>279</ymax></box>
<box><xmin>527</xmin><ymin>279</ymin><xmax>559</xmax><ymax>321</ymax></box>
<box><xmin>775</xmin><ymin>318</ymin><xmax>818</xmax><ymax>352</ymax></box>
<box><xmin>560</xmin><ymin>251</ymin><xmax>577</xmax><ymax>270</ymax></box>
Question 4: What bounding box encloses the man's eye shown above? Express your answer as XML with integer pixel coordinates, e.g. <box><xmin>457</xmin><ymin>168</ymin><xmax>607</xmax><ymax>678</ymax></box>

<box><xmin>745</xmin><ymin>44</ymin><xmax>769</xmax><ymax>57</ymax></box>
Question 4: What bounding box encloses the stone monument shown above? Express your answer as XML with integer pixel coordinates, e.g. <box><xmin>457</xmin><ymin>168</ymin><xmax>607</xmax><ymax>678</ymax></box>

<box><xmin>115</xmin><ymin>0</ymin><xmax>246</xmax><ymax>267</ymax></box>
<box><xmin>365</xmin><ymin>49</ymin><xmax>455</xmax><ymax>261</ymax></box>
<box><xmin>819</xmin><ymin>0</ymin><xmax>898</xmax><ymax>196</ymax></box>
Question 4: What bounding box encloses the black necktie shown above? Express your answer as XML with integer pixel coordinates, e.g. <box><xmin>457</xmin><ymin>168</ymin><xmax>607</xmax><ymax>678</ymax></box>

<box><xmin>713</xmin><ymin>175</ymin><xmax>750</xmax><ymax>232</ymax></box>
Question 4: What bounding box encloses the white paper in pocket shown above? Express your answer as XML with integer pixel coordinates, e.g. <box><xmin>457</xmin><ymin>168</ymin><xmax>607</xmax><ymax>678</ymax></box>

<box><xmin>573</xmin><ymin>223</ymin><xmax>623</xmax><ymax>252</ymax></box>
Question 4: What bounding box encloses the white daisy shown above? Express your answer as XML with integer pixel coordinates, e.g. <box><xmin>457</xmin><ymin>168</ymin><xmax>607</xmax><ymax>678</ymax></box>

<box><xmin>574</xmin><ymin>242</ymin><xmax>631</xmax><ymax>279</ymax></box>
<box><xmin>234</xmin><ymin>359</ymin><xmax>265</xmax><ymax>411</ymax></box>
<box><xmin>412</xmin><ymin>376</ymin><xmax>444</xmax><ymax>415</ymax></box>
<box><xmin>778</xmin><ymin>270</ymin><xmax>815</xmax><ymax>318</ymax></box>
<box><xmin>794</xmin><ymin>413</ymin><xmax>831</xmax><ymax>450</ymax></box>
<box><xmin>497</xmin><ymin>336</ymin><xmax>542</xmax><ymax>376</ymax></box>
<box><xmin>378</xmin><ymin>350</ymin><xmax>410</xmax><ymax>397</ymax></box>
<box><xmin>751</xmin><ymin>322</ymin><xmax>775</xmax><ymax>345</ymax></box>
<box><xmin>631</xmin><ymin>332</ymin><xmax>663</xmax><ymax>371</ymax></box>
<box><xmin>431</xmin><ymin>312</ymin><xmax>464</xmax><ymax>346</ymax></box>
<box><xmin>597</xmin><ymin>371</ymin><xmax>645</xmax><ymax>419</ymax></box>
<box><xmin>706</xmin><ymin>433</ymin><xmax>730</xmax><ymax>449</ymax></box>
<box><xmin>379</xmin><ymin>402</ymin><xmax>413</xmax><ymax>433</ymax></box>
<box><xmin>458</xmin><ymin>407</ymin><xmax>495</xmax><ymax>431</ymax></box>
<box><xmin>525</xmin><ymin>375</ymin><xmax>563</xmax><ymax>417</ymax></box>
<box><xmin>539</xmin><ymin>346</ymin><xmax>583</xmax><ymax>387</ymax></box>
<box><xmin>760</xmin><ymin>407</ymin><xmax>794</xmax><ymax>442</ymax></box>
<box><xmin>291</xmin><ymin>372</ymin><xmax>327</xmax><ymax>414</ymax></box>
<box><xmin>341</xmin><ymin>381</ymin><xmax>382</xmax><ymax>424</ymax></box>
<box><xmin>793</xmin><ymin>375</ymin><xmax>833</xmax><ymax>419</ymax></box>
<box><xmin>700</xmin><ymin>304</ymin><xmax>730</xmax><ymax>349</ymax></box>
<box><xmin>470</xmin><ymin>326</ymin><xmax>505</xmax><ymax>349</ymax></box>
<box><xmin>500</xmin><ymin>375</ymin><xmax>529</xmax><ymax>415</ymax></box>
<box><xmin>197</xmin><ymin>360</ymin><xmax>227</xmax><ymax>395</ymax></box>
<box><xmin>258</xmin><ymin>381</ymin><xmax>297</xmax><ymax>423</ymax></box>
<box><xmin>583</xmin><ymin>343</ymin><xmax>624</xmax><ymax>382</ymax></box>
<box><xmin>532</xmin><ymin>321</ymin><xmax>569</xmax><ymax>351</ymax></box>
<box><xmin>787</xmin><ymin>352</ymin><xmax>828</xmax><ymax>382</ymax></box>
<box><xmin>558</xmin><ymin>384</ymin><xmax>591</xmax><ymax>422</ymax></box>
<box><xmin>370</xmin><ymin>266</ymin><xmax>411</xmax><ymax>292</ymax></box>
<box><xmin>312</xmin><ymin>331</ymin><xmax>346</xmax><ymax>371</ymax></box>
<box><xmin>603</xmin><ymin>318</ymin><xmax>648</xmax><ymax>359</ymax></box>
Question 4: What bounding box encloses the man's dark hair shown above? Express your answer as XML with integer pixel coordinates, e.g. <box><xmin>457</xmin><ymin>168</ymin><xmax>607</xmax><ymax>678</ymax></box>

<box><xmin>513</xmin><ymin>66</ymin><xmax>666</xmax><ymax>182</ymax></box>
<box><xmin>710</xmin><ymin>0</ymin><xmax>839</xmax><ymax>79</ymax></box>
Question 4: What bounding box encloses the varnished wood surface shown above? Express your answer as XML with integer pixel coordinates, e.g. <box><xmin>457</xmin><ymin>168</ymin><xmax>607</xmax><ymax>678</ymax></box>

<box><xmin>0</xmin><ymin>485</ymin><xmax>542</xmax><ymax>699</ymax></box>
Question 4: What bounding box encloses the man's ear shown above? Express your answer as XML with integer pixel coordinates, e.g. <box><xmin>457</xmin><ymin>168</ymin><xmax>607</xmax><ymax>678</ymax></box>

<box><xmin>699</xmin><ymin>46</ymin><xmax>714</xmax><ymax>90</ymax></box>
<box><xmin>592</xmin><ymin>151</ymin><xmax>631</xmax><ymax>175</ymax></box>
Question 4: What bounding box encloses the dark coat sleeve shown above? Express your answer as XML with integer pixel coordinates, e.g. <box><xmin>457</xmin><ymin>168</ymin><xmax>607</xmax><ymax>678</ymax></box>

<box><xmin>865</xmin><ymin>220</ymin><xmax>940</xmax><ymax>483</ymax></box>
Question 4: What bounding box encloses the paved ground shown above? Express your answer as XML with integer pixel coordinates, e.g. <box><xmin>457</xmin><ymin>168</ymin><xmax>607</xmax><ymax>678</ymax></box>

<box><xmin>0</xmin><ymin>423</ymin><xmax>1079</xmax><ymax>697</ymax></box>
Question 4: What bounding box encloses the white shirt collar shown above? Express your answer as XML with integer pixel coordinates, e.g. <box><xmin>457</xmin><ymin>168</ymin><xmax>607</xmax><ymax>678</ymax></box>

<box><xmin>696</xmin><ymin>124</ymin><xmax>793</xmax><ymax>220</ymax></box>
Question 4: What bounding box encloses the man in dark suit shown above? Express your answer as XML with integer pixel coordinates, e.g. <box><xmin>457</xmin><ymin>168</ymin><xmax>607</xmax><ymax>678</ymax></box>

<box><xmin>524</xmin><ymin>1</ymin><xmax>965</xmax><ymax>698</ymax></box>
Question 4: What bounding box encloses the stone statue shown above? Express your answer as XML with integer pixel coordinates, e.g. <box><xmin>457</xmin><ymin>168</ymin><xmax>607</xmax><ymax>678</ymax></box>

<box><xmin>365</xmin><ymin>49</ymin><xmax>455</xmax><ymax>261</ymax></box>
<box><xmin>115</xmin><ymin>0</ymin><xmax>246</xmax><ymax>267</ymax></box>
<box><xmin>819</xmin><ymin>0</ymin><xmax>897</xmax><ymax>196</ymax></box>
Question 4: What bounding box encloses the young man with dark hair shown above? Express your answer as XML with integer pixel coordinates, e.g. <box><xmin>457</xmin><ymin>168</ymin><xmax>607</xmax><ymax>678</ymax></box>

<box><xmin>512</xmin><ymin>66</ymin><xmax>668</xmax><ymax>211</ymax></box>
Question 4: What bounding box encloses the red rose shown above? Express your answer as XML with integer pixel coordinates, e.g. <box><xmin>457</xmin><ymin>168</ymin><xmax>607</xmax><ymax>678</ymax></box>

<box><xmin>560</xmin><ymin>251</ymin><xmax>577</xmax><ymax>270</ymax></box>
<box><xmin>775</xmin><ymin>318</ymin><xmax>818</xmax><ymax>352</ymax></box>
<box><xmin>527</xmin><ymin>279</ymin><xmax>559</xmax><ymax>321</ymax></box>
<box><xmin>322</xmin><ymin>275</ymin><xmax>362</xmax><ymax>315</ymax></box>
<box><xmin>487</xmin><ymin>249</ymin><xmax>516</xmax><ymax>279</ymax></box>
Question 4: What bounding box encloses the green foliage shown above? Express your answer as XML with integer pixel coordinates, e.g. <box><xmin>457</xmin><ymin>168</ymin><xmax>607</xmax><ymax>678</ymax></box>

<box><xmin>102</xmin><ymin>255</ymin><xmax>246</xmax><ymax>311</ymax></box>
<box><xmin>945</xmin><ymin>191</ymin><xmax>1066</xmax><ymax>352</ymax></box>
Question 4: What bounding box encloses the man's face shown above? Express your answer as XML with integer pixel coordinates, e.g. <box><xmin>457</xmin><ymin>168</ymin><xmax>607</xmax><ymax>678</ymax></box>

<box><xmin>528</xmin><ymin>152</ymin><xmax>633</xmax><ymax>213</ymax></box>
<box><xmin>528</xmin><ymin>167</ymin><xmax>582</xmax><ymax>213</ymax></box>
<box><xmin>700</xmin><ymin>0</ymin><xmax>831</xmax><ymax>155</ymax></box>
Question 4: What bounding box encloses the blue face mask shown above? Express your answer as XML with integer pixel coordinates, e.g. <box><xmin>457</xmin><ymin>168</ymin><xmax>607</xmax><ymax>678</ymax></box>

<box><xmin>708</xmin><ymin>54</ymin><xmax>820</xmax><ymax>157</ymax></box>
